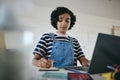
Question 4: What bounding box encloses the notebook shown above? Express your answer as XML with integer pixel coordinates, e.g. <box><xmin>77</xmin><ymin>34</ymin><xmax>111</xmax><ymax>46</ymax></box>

<box><xmin>65</xmin><ymin>33</ymin><xmax>120</xmax><ymax>74</ymax></box>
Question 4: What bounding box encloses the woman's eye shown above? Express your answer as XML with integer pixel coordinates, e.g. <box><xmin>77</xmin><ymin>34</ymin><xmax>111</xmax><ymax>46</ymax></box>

<box><xmin>58</xmin><ymin>17</ymin><xmax>63</xmax><ymax>22</ymax></box>
<box><xmin>58</xmin><ymin>19</ymin><xmax>62</xmax><ymax>22</ymax></box>
<box><xmin>66</xmin><ymin>19</ymin><xmax>70</xmax><ymax>23</ymax></box>
<box><xmin>66</xmin><ymin>20</ymin><xmax>70</xmax><ymax>23</ymax></box>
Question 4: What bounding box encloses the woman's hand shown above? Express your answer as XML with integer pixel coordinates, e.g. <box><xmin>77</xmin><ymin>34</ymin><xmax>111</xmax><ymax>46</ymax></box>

<box><xmin>79</xmin><ymin>56</ymin><xmax>90</xmax><ymax>67</ymax></box>
<box><xmin>40</xmin><ymin>58</ymin><xmax>53</xmax><ymax>68</ymax></box>
<box><xmin>32</xmin><ymin>54</ymin><xmax>53</xmax><ymax>68</ymax></box>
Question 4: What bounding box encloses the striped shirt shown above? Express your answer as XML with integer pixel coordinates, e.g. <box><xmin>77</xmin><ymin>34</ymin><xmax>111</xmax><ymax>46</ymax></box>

<box><xmin>33</xmin><ymin>33</ymin><xmax>84</xmax><ymax>66</ymax></box>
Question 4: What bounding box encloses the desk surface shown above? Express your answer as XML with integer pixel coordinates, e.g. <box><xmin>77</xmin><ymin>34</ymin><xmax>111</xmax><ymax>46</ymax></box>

<box><xmin>31</xmin><ymin>66</ymin><xmax>106</xmax><ymax>80</ymax></box>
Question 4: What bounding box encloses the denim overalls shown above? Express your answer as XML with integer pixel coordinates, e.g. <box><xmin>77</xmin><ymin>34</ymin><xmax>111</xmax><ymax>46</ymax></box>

<box><xmin>49</xmin><ymin>33</ymin><xmax>74</xmax><ymax>67</ymax></box>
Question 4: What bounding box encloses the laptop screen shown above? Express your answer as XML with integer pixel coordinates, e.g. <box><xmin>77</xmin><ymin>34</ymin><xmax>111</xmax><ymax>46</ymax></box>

<box><xmin>88</xmin><ymin>33</ymin><xmax>120</xmax><ymax>74</ymax></box>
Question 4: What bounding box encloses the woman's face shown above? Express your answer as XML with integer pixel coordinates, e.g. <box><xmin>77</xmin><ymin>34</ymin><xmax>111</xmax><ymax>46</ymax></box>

<box><xmin>57</xmin><ymin>13</ymin><xmax>71</xmax><ymax>34</ymax></box>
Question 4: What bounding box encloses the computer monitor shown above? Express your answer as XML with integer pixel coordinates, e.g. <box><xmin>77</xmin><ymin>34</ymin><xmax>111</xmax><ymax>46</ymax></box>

<box><xmin>88</xmin><ymin>33</ymin><xmax>120</xmax><ymax>74</ymax></box>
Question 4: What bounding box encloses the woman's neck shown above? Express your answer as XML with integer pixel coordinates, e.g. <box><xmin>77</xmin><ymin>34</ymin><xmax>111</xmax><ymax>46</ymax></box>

<box><xmin>57</xmin><ymin>31</ymin><xmax>66</xmax><ymax>35</ymax></box>
<box><xmin>56</xmin><ymin>31</ymin><xmax>68</xmax><ymax>36</ymax></box>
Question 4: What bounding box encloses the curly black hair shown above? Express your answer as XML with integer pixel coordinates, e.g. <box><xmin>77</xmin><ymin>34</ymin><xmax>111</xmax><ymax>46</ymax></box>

<box><xmin>50</xmin><ymin>7</ymin><xmax>76</xmax><ymax>30</ymax></box>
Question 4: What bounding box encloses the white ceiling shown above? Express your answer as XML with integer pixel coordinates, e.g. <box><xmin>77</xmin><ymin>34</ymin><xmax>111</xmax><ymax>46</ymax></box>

<box><xmin>32</xmin><ymin>0</ymin><xmax>120</xmax><ymax>20</ymax></box>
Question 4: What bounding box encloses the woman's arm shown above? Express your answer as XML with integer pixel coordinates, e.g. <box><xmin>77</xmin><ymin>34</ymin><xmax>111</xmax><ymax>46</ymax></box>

<box><xmin>32</xmin><ymin>53</ymin><xmax>53</xmax><ymax>68</ymax></box>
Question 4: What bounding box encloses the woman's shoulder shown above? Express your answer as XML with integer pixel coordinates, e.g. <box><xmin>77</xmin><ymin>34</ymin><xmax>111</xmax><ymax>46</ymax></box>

<box><xmin>42</xmin><ymin>32</ymin><xmax>50</xmax><ymax>36</ymax></box>
<box><xmin>42</xmin><ymin>32</ymin><xmax>56</xmax><ymax>35</ymax></box>
<box><xmin>41</xmin><ymin>32</ymin><xmax>53</xmax><ymax>37</ymax></box>
<box><xmin>69</xmin><ymin>36</ymin><xmax>78</xmax><ymax>42</ymax></box>
<box><xmin>41</xmin><ymin>32</ymin><xmax>57</xmax><ymax>39</ymax></box>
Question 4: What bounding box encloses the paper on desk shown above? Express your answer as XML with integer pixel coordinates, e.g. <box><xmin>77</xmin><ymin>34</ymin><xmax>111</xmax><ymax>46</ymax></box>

<box><xmin>39</xmin><ymin>67</ymin><xmax>59</xmax><ymax>71</ymax></box>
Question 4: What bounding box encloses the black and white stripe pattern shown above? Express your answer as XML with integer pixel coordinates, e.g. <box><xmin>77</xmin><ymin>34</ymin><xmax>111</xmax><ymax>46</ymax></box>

<box><xmin>33</xmin><ymin>33</ymin><xmax>84</xmax><ymax>66</ymax></box>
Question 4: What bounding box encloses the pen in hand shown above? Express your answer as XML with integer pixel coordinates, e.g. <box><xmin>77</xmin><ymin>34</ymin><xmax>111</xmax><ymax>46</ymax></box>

<box><xmin>40</xmin><ymin>58</ymin><xmax>54</xmax><ymax>68</ymax></box>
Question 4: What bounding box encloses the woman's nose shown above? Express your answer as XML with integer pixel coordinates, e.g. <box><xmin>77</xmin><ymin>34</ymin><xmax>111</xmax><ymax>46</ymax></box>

<box><xmin>62</xmin><ymin>20</ymin><xmax>67</xmax><ymax>25</ymax></box>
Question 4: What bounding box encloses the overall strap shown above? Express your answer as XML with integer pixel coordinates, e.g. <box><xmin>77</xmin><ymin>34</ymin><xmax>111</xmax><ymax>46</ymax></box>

<box><xmin>49</xmin><ymin>33</ymin><xmax>55</xmax><ymax>43</ymax></box>
<box><xmin>68</xmin><ymin>36</ymin><xmax>73</xmax><ymax>46</ymax></box>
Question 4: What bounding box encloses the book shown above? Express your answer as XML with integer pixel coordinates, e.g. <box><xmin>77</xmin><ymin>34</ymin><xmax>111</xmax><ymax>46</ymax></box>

<box><xmin>42</xmin><ymin>71</ymin><xmax>67</xmax><ymax>79</ymax></box>
<box><xmin>68</xmin><ymin>72</ymin><xmax>94</xmax><ymax>80</ymax></box>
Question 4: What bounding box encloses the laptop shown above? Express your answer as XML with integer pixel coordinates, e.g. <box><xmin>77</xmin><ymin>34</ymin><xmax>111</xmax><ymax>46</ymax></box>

<box><xmin>65</xmin><ymin>33</ymin><xmax>120</xmax><ymax>74</ymax></box>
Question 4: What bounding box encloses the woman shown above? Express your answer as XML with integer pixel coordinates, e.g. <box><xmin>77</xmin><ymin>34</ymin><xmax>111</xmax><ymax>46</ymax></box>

<box><xmin>32</xmin><ymin>7</ymin><xmax>89</xmax><ymax>68</ymax></box>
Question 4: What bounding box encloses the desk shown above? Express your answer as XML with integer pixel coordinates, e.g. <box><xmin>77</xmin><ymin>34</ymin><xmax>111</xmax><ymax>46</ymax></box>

<box><xmin>31</xmin><ymin>66</ymin><xmax>106</xmax><ymax>80</ymax></box>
